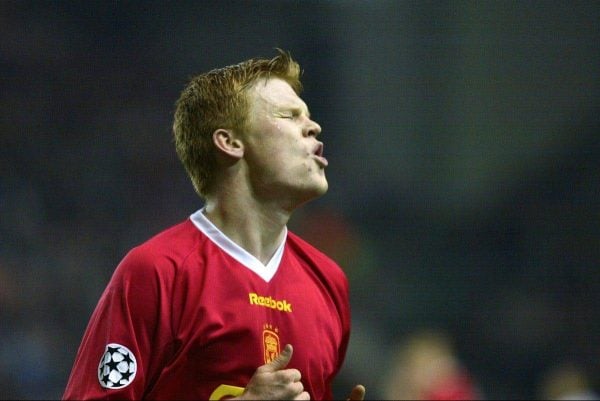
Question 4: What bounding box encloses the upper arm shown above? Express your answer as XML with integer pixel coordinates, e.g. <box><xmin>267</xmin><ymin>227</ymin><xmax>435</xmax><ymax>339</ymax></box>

<box><xmin>63</xmin><ymin>246</ymin><xmax>175</xmax><ymax>400</ymax></box>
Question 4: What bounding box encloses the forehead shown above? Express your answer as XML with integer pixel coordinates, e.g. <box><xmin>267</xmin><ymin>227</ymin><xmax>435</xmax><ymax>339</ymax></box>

<box><xmin>248</xmin><ymin>77</ymin><xmax>307</xmax><ymax>110</ymax></box>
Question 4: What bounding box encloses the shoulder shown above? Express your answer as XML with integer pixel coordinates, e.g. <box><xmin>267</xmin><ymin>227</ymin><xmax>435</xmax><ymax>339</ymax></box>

<box><xmin>113</xmin><ymin>218</ymin><xmax>204</xmax><ymax>282</ymax></box>
<box><xmin>286</xmin><ymin>230</ymin><xmax>351</xmax><ymax>326</ymax></box>
<box><xmin>286</xmin><ymin>230</ymin><xmax>348</xmax><ymax>285</ymax></box>
<box><xmin>286</xmin><ymin>231</ymin><xmax>336</xmax><ymax>262</ymax></box>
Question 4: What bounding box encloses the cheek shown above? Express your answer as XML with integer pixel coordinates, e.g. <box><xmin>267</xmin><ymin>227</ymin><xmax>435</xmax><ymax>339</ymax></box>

<box><xmin>304</xmin><ymin>161</ymin><xmax>314</xmax><ymax>173</ymax></box>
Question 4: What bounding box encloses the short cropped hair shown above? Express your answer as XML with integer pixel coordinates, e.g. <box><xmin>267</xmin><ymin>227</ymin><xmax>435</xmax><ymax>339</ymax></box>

<box><xmin>173</xmin><ymin>49</ymin><xmax>302</xmax><ymax>197</ymax></box>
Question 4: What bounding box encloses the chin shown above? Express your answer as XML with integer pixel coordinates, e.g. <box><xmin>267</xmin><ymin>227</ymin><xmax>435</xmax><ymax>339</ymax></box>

<box><xmin>310</xmin><ymin>174</ymin><xmax>329</xmax><ymax>193</ymax></box>
<box><xmin>306</xmin><ymin>180</ymin><xmax>329</xmax><ymax>200</ymax></box>
<box><xmin>317</xmin><ymin>181</ymin><xmax>329</xmax><ymax>196</ymax></box>
<box><xmin>290</xmin><ymin>182</ymin><xmax>328</xmax><ymax>208</ymax></box>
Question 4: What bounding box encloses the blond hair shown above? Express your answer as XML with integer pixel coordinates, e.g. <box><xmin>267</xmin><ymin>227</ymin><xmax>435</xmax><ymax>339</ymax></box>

<box><xmin>173</xmin><ymin>49</ymin><xmax>302</xmax><ymax>197</ymax></box>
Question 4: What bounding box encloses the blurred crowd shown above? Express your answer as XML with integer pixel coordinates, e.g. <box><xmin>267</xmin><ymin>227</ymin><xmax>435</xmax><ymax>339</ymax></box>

<box><xmin>292</xmin><ymin>207</ymin><xmax>599</xmax><ymax>399</ymax></box>
<box><xmin>1</xmin><ymin>1</ymin><xmax>599</xmax><ymax>399</ymax></box>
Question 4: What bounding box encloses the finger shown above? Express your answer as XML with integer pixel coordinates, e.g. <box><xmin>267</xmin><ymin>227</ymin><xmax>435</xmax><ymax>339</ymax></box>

<box><xmin>294</xmin><ymin>390</ymin><xmax>311</xmax><ymax>400</ymax></box>
<box><xmin>346</xmin><ymin>384</ymin><xmax>366</xmax><ymax>401</ymax></box>
<box><xmin>269</xmin><ymin>368</ymin><xmax>302</xmax><ymax>386</ymax></box>
<box><xmin>261</xmin><ymin>344</ymin><xmax>293</xmax><ymax>372</ymax></box>
<box><xmin>287</xmin><ymin>380</ymin><xmax>304</xmax><ymax>395</ymax></box>
<box><xmin>277</xmin><ymin>368</ymin><xmax>302</xmax><ymax>382</ymax></box>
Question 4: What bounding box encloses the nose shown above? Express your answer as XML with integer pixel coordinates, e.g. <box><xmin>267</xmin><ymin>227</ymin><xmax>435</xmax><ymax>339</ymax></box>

<box><xmin>304</xmin><ymin>118</ymin><xmax>322</xmax><ymax>138</ymax></box>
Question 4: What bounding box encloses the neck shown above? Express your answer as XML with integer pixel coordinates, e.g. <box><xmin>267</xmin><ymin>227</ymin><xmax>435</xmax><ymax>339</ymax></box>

<box><xmin>202</xmin><ymin>191</ymin><xmax>291</xmax><ymax>265</ymax></box>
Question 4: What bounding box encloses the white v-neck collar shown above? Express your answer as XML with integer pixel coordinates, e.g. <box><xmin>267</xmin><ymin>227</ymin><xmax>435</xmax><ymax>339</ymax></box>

<box><xmin>189</xmin><ymin>208</ymin><xmax>286</xmax><ymax>283</ymax></box>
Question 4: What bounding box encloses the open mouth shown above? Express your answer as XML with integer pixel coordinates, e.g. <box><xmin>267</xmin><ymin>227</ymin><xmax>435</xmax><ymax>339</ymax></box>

<box><xmin>312</xmin><ymin>144</ymin><xmax>328</xmax><ymax>167</ymax></box>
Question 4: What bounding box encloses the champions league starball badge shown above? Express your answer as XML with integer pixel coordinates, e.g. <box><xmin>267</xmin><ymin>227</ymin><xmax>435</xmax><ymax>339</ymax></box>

<box><xmin>98</xmin><ymin>343</ymin><xmax>137</xmax><ymax>389</ymax></box>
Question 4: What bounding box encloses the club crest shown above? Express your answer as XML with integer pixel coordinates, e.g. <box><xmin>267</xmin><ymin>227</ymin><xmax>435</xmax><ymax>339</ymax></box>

<box><xmin>262</xmin><ymin>324</ymin><xmax>281</xmax><ymax>363</ymax></box>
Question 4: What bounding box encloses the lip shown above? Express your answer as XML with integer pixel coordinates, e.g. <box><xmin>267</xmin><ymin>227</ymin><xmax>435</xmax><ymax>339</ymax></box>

<box><xmin>312</xmin><ymin>143</ymin><xmax>328</xmax><ymax>167</ymax></box>
<box><xmin>313</xmin><ymin>155</ymin><xmax>329</xmax><ymax>167</ymax></box>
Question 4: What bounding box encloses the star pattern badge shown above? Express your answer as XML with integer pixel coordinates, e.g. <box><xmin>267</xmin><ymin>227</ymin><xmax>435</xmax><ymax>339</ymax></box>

<box><xmin>98</xmin><ymin>343</ymin><xmax>137</xmax><ymax>389</ymax></box>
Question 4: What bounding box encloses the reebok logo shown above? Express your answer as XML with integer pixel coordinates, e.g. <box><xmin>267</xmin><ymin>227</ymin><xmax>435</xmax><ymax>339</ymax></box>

<box><xmin>249</xmin><ymin>293</ymin><xmax>292</xmax><ymax>313</ymax></box>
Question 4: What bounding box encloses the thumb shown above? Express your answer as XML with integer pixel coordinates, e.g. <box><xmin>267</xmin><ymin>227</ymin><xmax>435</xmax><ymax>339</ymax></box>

<box><xmin>262</xmin><ymin>344</ymin><xmax>293</xmax><ymax>372</ymax></box>
<box><xmin>347</xmin><ymin>384</ymin><xmax>366</xmax><ymax>401</ymax></box>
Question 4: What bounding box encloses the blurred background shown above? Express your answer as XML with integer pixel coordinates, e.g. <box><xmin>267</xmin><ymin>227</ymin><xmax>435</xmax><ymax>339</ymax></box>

<box><xmin>1</xmin><ymin>0</ymin><xmax>598</xmax><ymax>399</ymax></box>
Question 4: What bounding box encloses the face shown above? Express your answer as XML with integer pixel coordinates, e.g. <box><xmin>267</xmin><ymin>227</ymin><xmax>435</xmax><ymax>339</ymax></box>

<box><xmin>241</xmin><ymin>78</ymin><xmax>327</xmax><ymax>207</ymax></box>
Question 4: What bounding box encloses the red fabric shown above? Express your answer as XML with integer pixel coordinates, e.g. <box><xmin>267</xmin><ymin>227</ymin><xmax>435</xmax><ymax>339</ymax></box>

<box><xmin>63</xmin><ymin>217</ymin><xmax>350</xmax><ymax>400</ymax></box>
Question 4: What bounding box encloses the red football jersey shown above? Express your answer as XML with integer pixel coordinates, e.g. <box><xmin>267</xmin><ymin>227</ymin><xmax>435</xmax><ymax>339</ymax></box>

<box><xmin>63</xmin><ymin>209</ymin><xmax>351</xmax><ymax>400</ymax></box>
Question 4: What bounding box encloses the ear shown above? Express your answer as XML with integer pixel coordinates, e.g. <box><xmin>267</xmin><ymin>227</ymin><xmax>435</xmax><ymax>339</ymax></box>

<box><xmin>212</xmin><ymin>128</ymin><xmax>244</xmax><ymax>160</ymax></box>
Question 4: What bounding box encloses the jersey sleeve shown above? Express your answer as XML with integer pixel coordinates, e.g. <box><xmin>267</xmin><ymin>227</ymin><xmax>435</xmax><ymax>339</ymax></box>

<box><xmin>330</xmin><ymin>270</ymin><xmax>352</xmax><ymax>400</ymax></box>
<box><xmin>63</xmin><ymin>245</ymin><xmax>175</xmax><ymax>400</ymax></box>
<box><xmin>337</xmin><ymin>273</ymin><xmax>351</xmax><ymax>371</ymax></box>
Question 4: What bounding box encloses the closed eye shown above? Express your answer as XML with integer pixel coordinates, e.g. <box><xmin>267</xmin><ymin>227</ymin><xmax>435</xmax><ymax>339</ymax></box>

<box><xmin>277</xmin><ymin>108</ymin><xmax>303</xmax><ymax>119</ymax></box>
<box><xmin>276</xmin><ymin>112</ymin><xmax>294</xmax><ymax>119</ymax></box>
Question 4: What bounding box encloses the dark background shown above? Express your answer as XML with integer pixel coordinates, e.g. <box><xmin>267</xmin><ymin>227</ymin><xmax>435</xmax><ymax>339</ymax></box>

<box><xmin>1</xmin><ymin>1</ymin><xmax>598</xmax><ymax>399</ymax></box>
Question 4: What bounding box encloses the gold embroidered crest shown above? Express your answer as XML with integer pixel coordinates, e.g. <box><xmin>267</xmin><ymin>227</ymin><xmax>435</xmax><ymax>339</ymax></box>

<box><xmin>262</xmin><ymin>324</ymin><xmax>280</xmax><ymax>363</ymax></box>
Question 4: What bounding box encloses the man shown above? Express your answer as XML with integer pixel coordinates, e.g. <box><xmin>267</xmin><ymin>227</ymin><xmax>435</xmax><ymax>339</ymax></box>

<box><xmin>63</xmin><ymin>49</ymin><xmax>366</xmax><ymax>400</ymax></box>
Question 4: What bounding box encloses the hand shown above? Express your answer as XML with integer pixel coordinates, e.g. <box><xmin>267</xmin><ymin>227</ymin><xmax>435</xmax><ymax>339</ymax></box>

<box><xmin>236</xmin><ymin>344</ymin><xmax>309</xmax><ymax>400</ymax></box>
<box><xmin>347</xmin><ymin>384</ymin><xmax>366</xmax><ymax>401</ymax></box>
